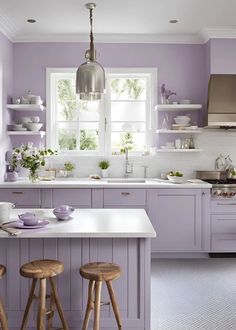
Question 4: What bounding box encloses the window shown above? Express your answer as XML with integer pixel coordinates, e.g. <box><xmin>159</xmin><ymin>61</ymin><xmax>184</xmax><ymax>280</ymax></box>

<box><xmin>47</xmin><ymin>68</ymin><xmax>156</xmax><ymax>155</ymax></box>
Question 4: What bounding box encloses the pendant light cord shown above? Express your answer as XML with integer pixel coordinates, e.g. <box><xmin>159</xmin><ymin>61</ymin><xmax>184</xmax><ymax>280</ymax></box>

<box><xmin>89</xmin><ymin>7</ymin><xmax>95</xmax><ymax>61</ymax></box>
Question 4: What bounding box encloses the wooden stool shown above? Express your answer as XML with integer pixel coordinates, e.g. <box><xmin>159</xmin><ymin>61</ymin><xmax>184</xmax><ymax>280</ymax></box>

<box><xmin>80</xmin><ymin>262</ymin><xmax>122</xmax><ymax>330</ymax></box>
<box><xmin>20</xmin><ymin>259</ymin><xmax>68</xmax><ymax>330</ymax></box>
<box><xmin>0</xmin><ymin>265</ymin><xmax>8</xmax><ymax>330</ymax></box>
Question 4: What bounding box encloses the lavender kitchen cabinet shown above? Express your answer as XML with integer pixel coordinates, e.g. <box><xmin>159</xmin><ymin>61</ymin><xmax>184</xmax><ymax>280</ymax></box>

<box><xmin>0</xmin><ymin>188</ymin><xmax>41</xmax><ymax>207</ymax></box>
<box><xmin>104</xmin><ymin>188</ymin><xmax>146</xmax><ymax>208</ymax></box>
<box><xmin>147</xmin><ymin>189</ymin><xmax>202</xmax><ymax>252</ymax></box>
<box><xmin>52</xmin><ymin>188</ymin><xmax>92</xmax><ymax>208</ymax></box>
<box><xmin>211</xmin><ymin>200</ymin><xmax>236</xmax><ymax>251</ymax></box>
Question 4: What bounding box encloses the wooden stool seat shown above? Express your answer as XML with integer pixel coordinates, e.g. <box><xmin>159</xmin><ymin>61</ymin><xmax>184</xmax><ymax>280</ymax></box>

<box><xmin>80</xmin><ymin>262</ymin><xmax>122</xmax><ymax>330</ymax></box>
<box><xmin>0</xmin><ymin>265</ymin><xmax>8</xmax><ymax>330</ymax></box>
<box><xmin>0</xmin><ymin>265</ymin><xmax>6</xmax><ymax>278</ymax></box>
<box><xmin>20</xmin><ymin>259</ymin><xmax>64</xmax><ymax>279</ymax></box>
<box><xmin>20</xmin><ymin>259</ymin><xmax>68</xmax><ymax>330</ymax></box>
<box><xmin>80</xmin><ymin>262</ymin><xmax>121</xmax><ymax>281</ymax></box>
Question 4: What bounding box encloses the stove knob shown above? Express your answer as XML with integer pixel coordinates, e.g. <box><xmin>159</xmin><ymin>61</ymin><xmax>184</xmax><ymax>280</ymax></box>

<box><xmin>230</xmin><ymin>192</ymin><xmax>236</xmax><ymax>196</ymax></box>
<box><xmin>223</xmin><ymin>192</ymin><xmax>228</xmax><ymax>197</ymax></box>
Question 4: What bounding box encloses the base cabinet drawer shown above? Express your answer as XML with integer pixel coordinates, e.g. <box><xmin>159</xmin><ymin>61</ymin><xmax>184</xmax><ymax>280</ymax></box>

<box><xmin>211</xmin><ymin>234</ymin><xmax>236</xmax><ymax>251</ymax></box>
<box><xmin>0</xmin><ymin>189</ymin><xmax>41</xmax><ymax>207</ymax></box>
<box><xmin>52</xmin><ymin>189</ymin><xmax>91</xmax><ymax>207</ymax></box>
<box><xmin>212</xmin><ymin>214</ymin><xmax>236</xmax><ymax>234</ymax></box>
<box><xmin>104</xmin><ymin>189</ymin><xmax>146</xmax><ymax>206</ymax></box>
<box><xmin>211</xmin><ymin>200</ymin><xmax>236</xmax><ymax>213</ymax></box>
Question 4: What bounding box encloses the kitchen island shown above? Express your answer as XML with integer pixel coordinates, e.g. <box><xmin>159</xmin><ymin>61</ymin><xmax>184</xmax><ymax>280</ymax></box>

<box><xmin>0</xmin><ymin>208</ymin><xmax>156</xmax><ymax>329</ymax></box>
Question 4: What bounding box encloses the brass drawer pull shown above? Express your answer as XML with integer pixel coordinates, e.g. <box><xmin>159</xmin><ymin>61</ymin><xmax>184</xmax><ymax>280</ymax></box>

<box><xmin>12</xmin><ymin>191</ymin><xmax>23</xmax><ymax>195</ymax></box>
<box><xmin>121</xmin><ymin>192</ymin><xmax>130</xmax><ymax>196</ymax></box>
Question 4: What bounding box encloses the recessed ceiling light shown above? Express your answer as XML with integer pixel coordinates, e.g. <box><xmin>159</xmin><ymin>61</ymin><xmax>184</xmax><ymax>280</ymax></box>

<box><xmin>27</xmin><ymin>19</ymin><xmax>36</xmax><ymax>23</ymax></box>
<box><xmin>169</xmin><ymin>19</ymin><xmax>178</xmax><ymax>24</ymax></box>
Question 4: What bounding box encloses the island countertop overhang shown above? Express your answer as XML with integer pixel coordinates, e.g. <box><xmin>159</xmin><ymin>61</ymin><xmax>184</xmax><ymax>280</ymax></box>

<box><xmin>1</xmin><ymin>208</ymin><xmax>156</xmax><ymax>238</ymax></box>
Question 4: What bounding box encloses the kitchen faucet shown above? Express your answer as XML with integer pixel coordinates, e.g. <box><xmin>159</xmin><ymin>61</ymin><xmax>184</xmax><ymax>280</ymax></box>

<box><xmin>124</xmin><ymin>148</ymin><xmax>133</xmax><ymax>178</ymax></box>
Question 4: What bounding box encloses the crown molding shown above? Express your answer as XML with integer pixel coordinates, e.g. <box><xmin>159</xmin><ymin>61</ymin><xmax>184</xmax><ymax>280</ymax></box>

<box><xmin>200</xmin><ymin>27</ymin><xmax>236</xmax><ymax>43</ymax></box>
<box><xmin>0</xmin><ymin>9</ymin><xmax>18</xmax><ymax>41</ymax></box>
<box><xmin>13</xmin><ymin>32</ymin><xmax>204</xmax><ymax>44</ymax></box>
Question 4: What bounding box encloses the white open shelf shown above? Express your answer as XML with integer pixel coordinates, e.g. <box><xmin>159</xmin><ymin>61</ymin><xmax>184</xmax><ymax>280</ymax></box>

<box><xmin>155</xmin><ymin>104</ymin><xmax>202</xmax><ymax>111</ymax></box>
<box><xmin>156</xmin><ymin>149</ymin><xmax>203</xmax><ymax>153</ymax></box>
<box><xmin>7</xmin><ymin>104</ymin><xmax>45</xmax><ymax>111</ymax></box>
<box><xmin>156</xmin><ymin>129</ymin><xmax>202</xmax><ymax>134</ymax></box>
<box><xmin>7</xmin><ymin>131</ymin><xmax>45</xmax><ymax>137</ymax></box>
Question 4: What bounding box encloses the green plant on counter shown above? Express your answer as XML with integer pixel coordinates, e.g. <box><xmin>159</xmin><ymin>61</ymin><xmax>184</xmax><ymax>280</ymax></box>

<box><xmin>11</xmin><ymin>145</ymin><xmax>56</xmax><ymax>182</ymax></box>
<box><xmin>64</xmin><ymin>162</ymin><xmax>75</xmax><ymax>172</ymax></box>
<box><xmin>98</xmin><ymin>160</ymin><xmax>110</xmax><ymax>170</ymax></box>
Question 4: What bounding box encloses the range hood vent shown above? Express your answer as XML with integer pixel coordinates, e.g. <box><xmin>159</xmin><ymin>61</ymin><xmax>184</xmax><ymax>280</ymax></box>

<box><xmin>205</xmin><ymin>74</ymin><xmax>236</xmax><ymax>127</ymax></box>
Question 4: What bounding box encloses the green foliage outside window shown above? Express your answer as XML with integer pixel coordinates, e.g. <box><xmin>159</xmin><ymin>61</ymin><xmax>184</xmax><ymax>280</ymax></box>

<box><xmin>111</xmin><ymin>78</ymin><xmax>145</xmax><ymax>100</ymax></box>
<box><xmin>80</xmin><ymin>130</ymin><xmax>98</xmax><ymax>150</ymax></box>
<box><xmin>58</xmin><ymin>130</ymin><xmax>76</xmax><ymax>150</ymax></box>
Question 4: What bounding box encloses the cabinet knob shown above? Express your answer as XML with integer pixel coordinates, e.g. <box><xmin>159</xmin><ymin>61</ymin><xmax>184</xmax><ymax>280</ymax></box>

<box><xmin>121</xmin><ymin>192</ymin><xmax>130</xmax><ymax>196</ymax></box>
<box><xmin>202</xmin><ymin>192</ymin><xmax>206</xmax><ymax>196</ymax></box>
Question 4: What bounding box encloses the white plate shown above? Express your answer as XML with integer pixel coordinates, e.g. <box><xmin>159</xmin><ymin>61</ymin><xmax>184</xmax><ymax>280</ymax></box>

<box><xmin>12</xmin><ymin>127</ymin><xmax>27</xmax><ymax>131</ymax></box>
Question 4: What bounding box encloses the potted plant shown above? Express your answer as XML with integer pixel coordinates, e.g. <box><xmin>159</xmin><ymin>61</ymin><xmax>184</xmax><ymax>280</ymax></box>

<box><xmin>11</xmin><ymin>145</ymin><xmax>55</xmax><ymax>182</ymax></box>
<box><xmin>64</xmin><ymin>162</ymin><xmax>75</xmax><ymax>177</ymax></box>
<box><xmin>98</xmin><ymin>160</ymin><xmax>110</xmax><ymax>178</ymax></box>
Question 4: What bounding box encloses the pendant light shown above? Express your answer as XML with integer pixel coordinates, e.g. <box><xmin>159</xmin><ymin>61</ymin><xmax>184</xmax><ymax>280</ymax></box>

<box><xmin>76</xmin><ymin>3</ymin><xmax>105</xmax><ymax>100</ymax></box>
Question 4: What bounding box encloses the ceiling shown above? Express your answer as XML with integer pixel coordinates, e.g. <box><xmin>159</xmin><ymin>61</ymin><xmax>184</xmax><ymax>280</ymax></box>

<box><xmin>0</xmin><ymin>0</ymin><xmax>236</xmax><ymax>43</ymax></box>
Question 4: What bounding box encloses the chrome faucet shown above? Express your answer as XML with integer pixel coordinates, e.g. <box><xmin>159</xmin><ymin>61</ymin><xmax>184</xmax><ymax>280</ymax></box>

<box><xmin>124</xmin><ymin>148</ymin><xmax>133</xmax><ymax>178</ymax></box>
<box><xmin>142</xmin><ymin>165</ymin><xmax>148</xmax><ymax>178</ymax></box>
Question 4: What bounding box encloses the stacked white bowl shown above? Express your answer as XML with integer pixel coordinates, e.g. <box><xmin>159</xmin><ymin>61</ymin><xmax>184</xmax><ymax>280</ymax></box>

<box><xmin>174</xmin><ymin>116</ymin><xmax>191</xmax><ymax>125</ymax></box>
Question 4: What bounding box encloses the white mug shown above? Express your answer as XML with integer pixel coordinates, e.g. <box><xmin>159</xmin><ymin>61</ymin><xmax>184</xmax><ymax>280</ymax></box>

<box><xmin>0</xmin><ymin>202</ymin><xmax>15</xmax><ymax>224</ymax></box>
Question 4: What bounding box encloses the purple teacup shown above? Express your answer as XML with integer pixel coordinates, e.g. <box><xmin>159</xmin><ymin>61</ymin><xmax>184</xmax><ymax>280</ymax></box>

<box><xmin>18</xmin><ymin>212</ymin><xmax>40</xmax><ymax>226</ymax></box>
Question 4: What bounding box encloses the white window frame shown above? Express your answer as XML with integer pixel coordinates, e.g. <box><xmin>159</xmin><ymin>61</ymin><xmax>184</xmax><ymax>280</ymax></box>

<box><xmin>46</xmin><ymin>67</ymin><xmax>157</xmax><ymax>155</ymax></box>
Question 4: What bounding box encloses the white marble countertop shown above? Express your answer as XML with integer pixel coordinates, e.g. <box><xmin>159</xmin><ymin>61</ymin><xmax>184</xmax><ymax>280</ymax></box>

<box><xmin>0</xmin><ymin>178</ymin><xmax>212</xmax><ymax>189</ymax></box>
<box><xmin>0</xmin><ymin>208</ymin><xmax>156</xmax><ymax>238</ymax></box>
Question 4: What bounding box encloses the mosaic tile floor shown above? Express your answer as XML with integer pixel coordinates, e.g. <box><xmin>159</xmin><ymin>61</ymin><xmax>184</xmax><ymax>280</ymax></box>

<box><xmin>151</xmin><ymin>259</ymin><xmax>236</xmax><ymax>330</ymax></box>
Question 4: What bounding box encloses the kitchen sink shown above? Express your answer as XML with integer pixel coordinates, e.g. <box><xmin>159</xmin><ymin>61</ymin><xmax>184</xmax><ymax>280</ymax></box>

<box><xmin>107</xmin><ymin>179</ymin><xmax>146</xmax><ymax>183</ymax></box>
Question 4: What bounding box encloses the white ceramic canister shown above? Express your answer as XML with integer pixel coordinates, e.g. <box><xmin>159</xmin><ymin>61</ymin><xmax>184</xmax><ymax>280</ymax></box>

<box><xmin>0</xmin><ymin>202</ymin><xmax>15</xmax><ymax>224</ymax></box>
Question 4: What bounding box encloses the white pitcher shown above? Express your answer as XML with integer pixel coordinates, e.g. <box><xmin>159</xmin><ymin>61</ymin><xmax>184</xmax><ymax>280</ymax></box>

<box><xmin>0</xmin><ymin>203</ymin><xmax>15</xmax><ymax>224</ymax></box>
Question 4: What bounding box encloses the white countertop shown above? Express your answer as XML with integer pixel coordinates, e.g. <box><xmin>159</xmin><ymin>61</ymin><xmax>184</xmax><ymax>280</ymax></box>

<box><xmin>0</xmin><ymin>178</ymin><xmax>212</xmax><ymax>189</ymax></box>
<box><xmin>1</xmin><ymin>208</ymin><xmax>156</xmax><ymax>238</ymax></box>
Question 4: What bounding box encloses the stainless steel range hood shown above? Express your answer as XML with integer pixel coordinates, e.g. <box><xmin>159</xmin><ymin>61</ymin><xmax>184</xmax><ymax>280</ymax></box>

<box><xmin>204</xmin><ymin>74</ymin><xmax>236</xmax><ymax>128</ymax></box>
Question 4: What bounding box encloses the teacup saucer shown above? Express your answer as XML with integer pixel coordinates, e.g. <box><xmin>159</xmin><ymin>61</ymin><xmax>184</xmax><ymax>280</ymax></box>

<box><xmin>11</xmin><ymin>220</ymin><xmax>49</xmax><ymax>229</ymax></box>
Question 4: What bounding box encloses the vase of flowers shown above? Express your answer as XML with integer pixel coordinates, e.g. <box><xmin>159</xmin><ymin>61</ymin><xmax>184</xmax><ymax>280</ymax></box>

<box><xmin>11</xmin><ymin>145</ymin><xmax>55</xmax><ymax>182</ymax></box>
<box><xmin>160</xmin><ymin>84</ymin><xmax>176</xmax><ymax>104</ymax></box>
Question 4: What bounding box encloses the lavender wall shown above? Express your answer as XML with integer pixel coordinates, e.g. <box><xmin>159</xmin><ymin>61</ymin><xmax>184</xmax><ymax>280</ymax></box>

<box><xmin>13</xmin><ymin>42</ymin><xmax>206</xmax><ymax>105</ymax></box>
<box><xmin>0</xmin><ymin>32</ymin><xmax>13</xmax><ymax>179</ymax></box>
<box><xmin>210</xmin><ymin>39</ymin><xmax>236</xmax><ymax>73</ymax></box>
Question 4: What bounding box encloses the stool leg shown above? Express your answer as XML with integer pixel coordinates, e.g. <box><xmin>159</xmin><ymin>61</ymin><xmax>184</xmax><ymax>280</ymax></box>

<box><xmin>37</xmin><ymin>278</ymin><xmax>46</xmax><ymax>330</ymax></box>
<box><xmin>82</xmin><ymin>280</ymin><xmax>95</xmax><ymax>330</ymax></box>
<box><xmin>49</xmin><ymin>277</ymin><xmax>68</xmax><ymax>330</ymax></box>
<box><xmin>21</xmin><ymin>278</ymin><xmax>37</xmax><ymax>330</ymax></box>
<box><xmin>93</xmin><ymin>281</ymin><xmax>102</xmax><ymax>330</ymax></box>
<box><xmin>47</xmin><ymin>293</ymin><xmax>55</xmax><ymax>330</ymax></box>
<box><xmin>106</xmin><ymin>281</ymin><xmax>122</xmax><ymax>329</ymax></box>
<box><xmin>0</xmin><ymin>297</ymin><xmax>8</xmax><ymax>330</ymax></box>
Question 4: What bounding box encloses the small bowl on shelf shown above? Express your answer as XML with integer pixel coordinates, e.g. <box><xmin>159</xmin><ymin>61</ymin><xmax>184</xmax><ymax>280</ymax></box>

<box><xmin>20</xmin><ymin>117</ymin><xmax>32</xmax><ymax>124</ymax></box>
<box><xmin>174</xmin><ymin>117</ymin><xmax>191</xmax><ymax>125</ymax></box>
<box><xmin>25</xmin><ymin>123</ymin><xmax>43</xmax><ymax>131</ymax></box>
<box><xmin>167</xmin><ymin>175</ymin><xmax>185</xmax><ymax>184</ymax></box>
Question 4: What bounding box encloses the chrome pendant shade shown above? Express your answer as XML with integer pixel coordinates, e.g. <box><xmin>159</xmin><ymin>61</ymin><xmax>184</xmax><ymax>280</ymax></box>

<box><xmin>76</xmin><ymin>3</ymin><xmax>105</xmax><ymax>100</ymax></box>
